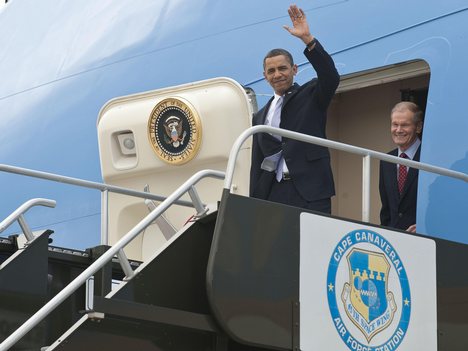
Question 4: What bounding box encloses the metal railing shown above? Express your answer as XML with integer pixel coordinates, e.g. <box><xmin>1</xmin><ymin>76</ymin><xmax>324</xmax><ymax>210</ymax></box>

<box><xmin>0</xmin><ymin>198</ymin><xmax>56</xmax><ymax>242</ymax></box>
<box><xmin>224</xmin><ymin>125</ymin><xmax>468</xmax><ymax>222</ymax></box>
<box><xmin>2</xmin><ymin>126</ymin><xmax>467</xmax><ymax>350</ymax></box>
<box><xmin>0</xmin><ymin>169</ymin><xmax>225</xmax><ymax>351</ymax></box>
<box><xmin>0</xmin><ymin>164</ymin><xmax>195</xmax><ymax>245</ymax></box>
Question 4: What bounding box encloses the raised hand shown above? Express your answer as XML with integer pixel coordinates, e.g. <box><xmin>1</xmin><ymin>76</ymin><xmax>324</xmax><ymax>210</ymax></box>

<box><xmin>283</xmin><ymin>5</ymin><xmax>314</xmax><ymax>45</ymax></box>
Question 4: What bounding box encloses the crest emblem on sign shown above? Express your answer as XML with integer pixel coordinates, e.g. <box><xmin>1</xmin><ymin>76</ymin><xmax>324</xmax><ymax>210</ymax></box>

<box><xmin>327</xmin><ymin>230</ymin><xmax>411</xmax><ymax>351</ymax></box>
<box><xmin>341</xmin><ymin>248</ymin><xmax>397</xmax><ymax>342</ymax></box>
<box><xmin>148</xmin><ymin>97</ymin><xmax>202</xmax><ymax>165</ymax></box>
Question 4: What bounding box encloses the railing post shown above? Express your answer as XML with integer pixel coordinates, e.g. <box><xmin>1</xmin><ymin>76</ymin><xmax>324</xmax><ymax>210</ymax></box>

<box><xmin>117</xmin><ymin>249</ymin><xmax>134</xmax><ymax>281</ymax></box>
<box><xmin>101</xmin><ymin>189</ymin><xmax>109</xmax><ymax>245</ymax></box>
<box><xmin>188</xmin><ymin>185</ymin><xmax>208</xmax><ymax>217</ymax></box>
<box><xmin>89</xmin><ymin>245</ymin><xmax>113</xmax><ymax>297</ymax></box>
<box><xmin>362</xmin><ymin>155</ymin><xmax>371</xmax><ymax>222</ymax></box>
<box><xmin>17</xmin><ymin>214</ymin><xmax>35</xmax><ymax>242</ymax></box>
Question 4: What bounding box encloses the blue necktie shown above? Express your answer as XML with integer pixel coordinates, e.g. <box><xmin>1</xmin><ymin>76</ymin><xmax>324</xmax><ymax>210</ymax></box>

<box><xmin>270</xmin><ymin>96</ymin><xmax>283</xmax><ymax>138</ymax></box>
<box><xmin>260</xmin><ymin>96</ymin><xmax>286</xmax><ymax>181</ymax></box>
<box><xmin>271</xmin><ymin>97</ymin><xmax>284</xmax><ymax>181</ymax></box>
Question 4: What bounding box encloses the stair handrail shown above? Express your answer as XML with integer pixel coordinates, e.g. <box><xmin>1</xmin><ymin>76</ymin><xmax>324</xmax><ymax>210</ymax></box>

<box><xmin>0</xmin><ymin>198</ymin><xmax>56</xmax><ymax>242</ymax></box>
<box><xmin>225</xmin><ymin>125</ymin><xmax>468</xmax><ymax>222</ymax></box>
<box><xmin>0</xmin><ymin>164</ymin><xmax>195</xmax><ymax>206</ymax></box>
<box><xmin>0</xmin><ymin>168</ymin><xmax>225</xmax><ymax>351</ymax></box>
<box><xmin>0</xmin><ymin>163</ymin><xmax>196</xmax><ymax>244</ymax></box>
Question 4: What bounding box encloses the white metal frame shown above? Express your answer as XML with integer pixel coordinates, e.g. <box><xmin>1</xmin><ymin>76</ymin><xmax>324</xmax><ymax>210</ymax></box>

<box><xmin>224</xmin><ymin>125</ymin><xmax>468</xmax><ymax>222</ymax></box>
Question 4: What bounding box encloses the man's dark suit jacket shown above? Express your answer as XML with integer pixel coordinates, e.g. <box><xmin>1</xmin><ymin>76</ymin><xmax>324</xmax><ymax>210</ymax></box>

<box><xmin>379</xmin><ymin>146</ymin><xmax>421</xmax><ymax>230</ymax></box>
<box><xmin>249</xmin><ymin>40</ymin><xmax>339</xmax><ymax>202</ymax></box>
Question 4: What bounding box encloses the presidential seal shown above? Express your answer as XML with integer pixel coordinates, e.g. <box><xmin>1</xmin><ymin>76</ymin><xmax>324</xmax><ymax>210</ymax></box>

<box><xmin>148</xmin><ymin>97</ymin><xmax>202</xmax><ymax>165</ymax></box>
<box><xmin>327</xmin><ymin>230</ymin><xmax>411</xmax><ymax>351</ymax></box>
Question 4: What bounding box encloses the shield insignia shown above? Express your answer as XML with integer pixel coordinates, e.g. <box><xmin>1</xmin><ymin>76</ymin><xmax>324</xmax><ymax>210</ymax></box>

<box><xmin>148</xmin><ymin>97</ymin><xmax>202</xmax><ymax>165</ymax></box>
<box><xmin>163</xmin><ymin>116</ymin><xmax>187</xmax><ymax>148</ymax></box>
<box><xmin>341</xmin><ymin>248</ymin><xmax>397</xmax><ymax>342</ymax></box>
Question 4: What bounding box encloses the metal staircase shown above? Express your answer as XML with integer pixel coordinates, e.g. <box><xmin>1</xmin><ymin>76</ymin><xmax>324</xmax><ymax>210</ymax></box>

<box><xmin>0</xmin><ymin>169</ymin><xmax>224</xmax><ymax>350</ymax></box>
<box><xmin>0</xmin><ymin>199</ymin><xmax>84</xmax><ymax>350</ymax></box>
<box><xmin>0</xmin><ymin>127</ymin><xmax>466</xmax><ymax>350</ymax></box>
<box><xmin>47</xmin><ymin>211</ymin><xmax>222</xmax><ymax>350</ymax></box>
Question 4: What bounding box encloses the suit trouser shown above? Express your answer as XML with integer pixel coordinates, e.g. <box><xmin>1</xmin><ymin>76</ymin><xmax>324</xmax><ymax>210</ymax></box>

<box><xmin>267</xmin><ymin>178</ymin><xmax>331</xmax><ymax>214</ymax></box>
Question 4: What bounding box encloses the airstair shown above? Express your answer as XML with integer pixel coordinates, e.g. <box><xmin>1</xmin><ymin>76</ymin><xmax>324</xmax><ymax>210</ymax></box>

<box><xmin>0</xmin><ymin>125</ymin><xmax>466</xmax><ymax>350</ymax></box>
<box><xmin>0</xmin><ymin>166</ymin><xmax>224</xmax><ymax>351</ymax></box>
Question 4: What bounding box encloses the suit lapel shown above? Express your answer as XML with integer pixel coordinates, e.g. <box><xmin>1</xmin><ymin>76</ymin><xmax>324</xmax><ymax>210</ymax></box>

<box><xmin>255</xmin><ymin>99</ymin><xmax>272</xmax><ymax>125</ymax></box>
<box><xmin>282</xmin><ymin>83</ymin><xmax>299</xmax><ymax>108</ymax></box>
<box><xmin>390</xmin><ymin>163</ymin><xmax>400</xmax><ymax>204</ymax></box>
<box><xmin>257</xmin><ymin>83</ymin><xmax>299</xmax><ymax>141</ymax></box>
<box><xmin>255</xmin><ymin>98</ymin><xmax>281</xmax><ymax>153</ymax></box>
<box><xmin>386</xmin><ymin>149</ymin><xmax>399</xmax><ymax>199</ymax></box>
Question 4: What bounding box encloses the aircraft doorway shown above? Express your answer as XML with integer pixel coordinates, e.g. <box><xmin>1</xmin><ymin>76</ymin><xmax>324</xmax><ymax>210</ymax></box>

<box><xmin>327</xmin><ymin>60</ymin><xmax>430</xmax><ymax>224</ymax></box>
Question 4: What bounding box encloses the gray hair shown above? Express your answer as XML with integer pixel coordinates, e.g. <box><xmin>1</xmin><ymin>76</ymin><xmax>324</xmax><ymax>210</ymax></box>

<box><xmin>391</xmin><ymin>101</ymin><xmax>423</xmax><ymax>125</ymax></box>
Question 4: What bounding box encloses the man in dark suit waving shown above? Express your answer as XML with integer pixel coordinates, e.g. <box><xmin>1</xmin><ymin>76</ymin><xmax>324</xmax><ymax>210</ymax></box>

<box><xmin>379</xmin><ymin>101</ymin><xmax>423</xmax><ymax>232</ymax></box>
<box><xmin>249</xmin><ymin>4</ymin><xmax>339</xmax><ymax>213</ymax></box>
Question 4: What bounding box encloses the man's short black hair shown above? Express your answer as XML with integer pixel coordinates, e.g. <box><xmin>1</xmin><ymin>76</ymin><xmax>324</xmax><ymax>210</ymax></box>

<box><xmin>263</xmin><ymin>48</ymin><xmax>294</xmax><ymax>69</ymax></box>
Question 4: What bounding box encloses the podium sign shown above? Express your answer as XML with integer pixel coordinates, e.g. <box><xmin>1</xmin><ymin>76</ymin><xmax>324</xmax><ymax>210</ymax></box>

<box><xmin>300</xmin><ymin>213</ymin><xmax>437</xmax><ymax>351</ymax></box>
